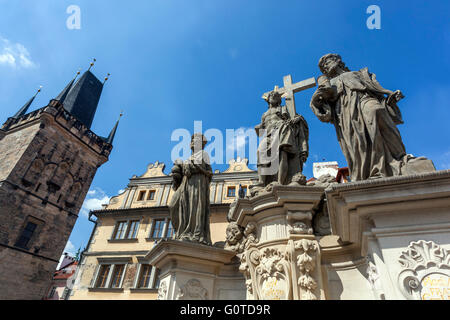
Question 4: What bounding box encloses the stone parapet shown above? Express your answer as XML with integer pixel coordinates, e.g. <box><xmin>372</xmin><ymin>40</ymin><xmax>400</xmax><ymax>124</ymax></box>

<box><xmin>2</xmin><ymin>99</ymin><xmax>112</xmax><ymax>159</ymax></box>
<box><xmin>325</xmin><ymin>170</ymin><xmax>450</xmax><ymax>300</ymax></box>
<box><xmin>326</xmin><ymin>169</ymin><xmax>450</xmax><ymax>256</ymax></box>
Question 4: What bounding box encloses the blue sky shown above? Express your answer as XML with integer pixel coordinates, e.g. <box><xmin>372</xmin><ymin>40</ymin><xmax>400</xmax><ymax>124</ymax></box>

<box><xmin>1</xmin><ymin>1</ymin><xmax>449</xmax><ymax>256</ymax></box>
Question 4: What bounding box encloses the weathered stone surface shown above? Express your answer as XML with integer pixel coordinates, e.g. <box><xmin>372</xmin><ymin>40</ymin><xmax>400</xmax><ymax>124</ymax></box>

<box><xmin>146</xmin><ymin>239</ymin><xmax>239</xmax><ymax>300</ymax></box>
<box><xmin>252</xmin><ymin>86</ymin><xmax>309</xmax><ymax>190</ymax></box>
<box><xmin>168</xmin><ymin>133</ymin><xmax>213</xmax><ymax>245</ymax></box>
<box><xmin>310</xmin><ymin>53</ymin><xmax>435</xmax><ymax>181</ymax></box>
<box><xmin>326</xmin><ymin>169</ymin><xmax>450</xmax><ymax>300</ymax></box>
<box><xmin>401</xmin><ymin>156</ymin><xmax>436</xmax><ymax>176</ymax></box>
<box><xmin>227</xmin><ymin>185</ymin><xmax>326</xmax><ymax>300</ymax></box>
<box><xmin>0</xmin><ymin>100</ymin><xmax>111</xmax><ymax>299</ymax></box>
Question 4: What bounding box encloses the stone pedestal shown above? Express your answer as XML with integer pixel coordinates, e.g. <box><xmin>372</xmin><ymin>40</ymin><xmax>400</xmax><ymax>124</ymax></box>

<box><xmin>145</xmin><ymin>239</ymin><xmax>242</xmax><ymax>300</ymax></box>
<box><xmin>326</xmin><ymin>170</ymin><xmax>450</xmax><ymax>300</ymax></box>
<box><xmin>228</xmin><ymin>185</ymin><xmax>326</xmax><ymax>300</ymax></box>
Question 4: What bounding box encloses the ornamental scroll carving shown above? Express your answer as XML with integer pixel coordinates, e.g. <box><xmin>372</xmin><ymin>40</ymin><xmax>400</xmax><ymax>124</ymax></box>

<box><xmin>294</xmin><ymin>239</ymin><xmax>319</xmax><ymax>300</ymax></box>
<box><xmin>398</xmin><ymin>240</ymin><xmax>450</xmax><ymax>300</ymax></box>
<box><xmin>157</xmin><ymin>281</ymin><xmax>167</xmax><ymax>300</ymax></box>
<box><xmin>238</xmin><ymin>239</ymin><xmax>320</xmax><ymax>300</ymax></box>
<box><xmin>366</xmin><ymin>258</ymin><xmax>385</xmax><ymax>300</ymax></box>
<box><xmin>240</xmin><ymin>247</ymin><xmax>291</xmax><ymax>300</ymax></box>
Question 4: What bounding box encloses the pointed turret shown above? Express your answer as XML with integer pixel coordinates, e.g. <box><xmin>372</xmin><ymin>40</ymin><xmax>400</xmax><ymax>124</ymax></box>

<box><xmin>55</xmin><ymin>71</ymin><xmax>80</xmax><ymax>104</ymax></box>
<box><xmin>13</xmin><ymin>87</ymin><xmax>42</xmax><ymax>119</ymax></box>
<box><xmin>62</xmin><ymin>69</ymin><xmax>104</xmax><ymax>129</ymax></box>
<box><xmin>106</xmin><ymin>112</ymin><xmax>123</xmax><ymax>145</ymax></box>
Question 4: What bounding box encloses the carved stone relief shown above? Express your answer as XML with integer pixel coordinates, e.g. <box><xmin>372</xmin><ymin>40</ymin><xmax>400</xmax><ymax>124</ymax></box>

<box><xmin>366</xmin><ymin>257</ymin><xmax>385</xmax><ymax>300</ymax></box>
<box><xmin>157</xmin><ymin>281</ymin><xmax>168</xmax><ymax>300</ymax></box>
<box><xmin>238</xmin><ymin>239</ymin><xmax>321</xmax><ymax>300</ymax></box>
<box><xmin>290</xmin><ymin>239</ymin><xmax>320</xmax><ymax>300</ymax></box>
<box><xmin>287</xmin><ymin>211</ymin><xmax>313</xmax><ymax>235</ymax></box>
<box><xmin>176</xmin><ymin>279</ymin><xmax>208</xmax><ymax>300</ymax></box>
<box><xmin>398</xmin><ymin>240</ymin><xmax>450</xmax><ymax>300</ymax></box>
<box><xmin>225</xmin><ymin>221</ymin><xmax>258</xmax><ymax>254</ymax></box>
<box><xmin>240</xmin><ymin>247</ymin><xmax>291</xmax><ymax>300</ymax></box>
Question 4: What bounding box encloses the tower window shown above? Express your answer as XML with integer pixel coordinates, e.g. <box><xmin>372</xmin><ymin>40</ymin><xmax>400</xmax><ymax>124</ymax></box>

<box><xmin>15</xmin><ymin>216</ymin><xmax>44</xmax><ymax>250</ymax></box>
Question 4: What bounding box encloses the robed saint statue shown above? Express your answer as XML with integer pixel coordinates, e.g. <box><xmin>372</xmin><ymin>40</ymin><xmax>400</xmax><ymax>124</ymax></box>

<box><xmin>310</xmin><ymin>53</ymin><xmax>434</xmax><ymax>181</ymax></box>
<box><xmin>168</xmin><ymin>133</ymin><xmax>212</xmax><ymax>246</ymax></box>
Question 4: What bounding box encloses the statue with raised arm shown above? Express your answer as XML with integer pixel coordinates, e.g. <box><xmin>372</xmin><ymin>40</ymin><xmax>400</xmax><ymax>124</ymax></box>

<box><xmin>253</xmin><ymin>89</ymin><xmax>309</xmax><ymax>188</ymax></box>
<box><xmin>168</xmin><ymin>133</ymin><xmax>213</xmax><ymax>245</ymax></box>
<box><xmin>310</xmin><ymin>53</ymin><xmax>434</xmax><ymax>181</ymax></box>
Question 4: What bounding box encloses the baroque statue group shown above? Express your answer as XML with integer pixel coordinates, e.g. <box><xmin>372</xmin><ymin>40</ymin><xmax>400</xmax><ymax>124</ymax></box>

<box><xmin>167</xmin><ymin>53</ymin><xmax>435</xmax><ymax>247</ymax></box>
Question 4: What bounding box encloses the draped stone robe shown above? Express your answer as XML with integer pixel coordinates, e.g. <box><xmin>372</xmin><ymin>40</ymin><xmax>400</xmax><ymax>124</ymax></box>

<box><xmin>168</xmin><ymin>150</ymin><xmax>212</xmax><ymax>245</ymax></box>
<box><xmin>310</xmin><ymin>68</ymin><xmax>406</xmax><ymax>181</ymax></box>
<box><xmin>256</xmin><ymin>105</ymin><xmax>309</xmax><ymax>184</ymax></box>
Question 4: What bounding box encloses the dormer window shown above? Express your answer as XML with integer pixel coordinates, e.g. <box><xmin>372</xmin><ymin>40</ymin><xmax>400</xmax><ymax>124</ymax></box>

<box><xmin>147</xmin><ymin>190</ymin><xmax>156</xmax><ymax>201</ymax></box>
<box><xmin>137</xmin><ymin>190</ymin><xmax>146</xmax><ymax>201</ymax></box>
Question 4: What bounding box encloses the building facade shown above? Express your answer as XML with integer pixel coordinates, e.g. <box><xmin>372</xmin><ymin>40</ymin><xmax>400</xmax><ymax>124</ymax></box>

<box><xmin>44</xmin><ymin>253</ymin><xmax>78</xmax><ymax>300</ymax></box>
<box><xmin>70</xmin><ymin>157</ymin><xmax>258</xmax><ymax>300</ymax></box>
<box><xmin>0</xmin><ymin>70</ymin><xmax>118</xmax><ymax>299</ymax></box>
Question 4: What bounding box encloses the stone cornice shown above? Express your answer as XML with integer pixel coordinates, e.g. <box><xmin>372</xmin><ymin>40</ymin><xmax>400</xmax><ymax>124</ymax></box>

<box><xmin>326</xmin><ymin>169</ymin><xmax>450</xmax><ymax>193</ymax></box>
<box><xmin>229</xmin><ymin>185</ymin><xmax>325</xmax><ymax>224</ymax></box>
<box><xmin>145</xmin><ymin>239</ymin><xmax>236</xmax><ymax>268</ymax></box>
<box><xmin>83</xmin><ymin>250</ymin><xmax>150</xmax><ymax>257</ymax></box>
<box><xmin>92</xmin><ymin>203</ymin><xmax>230</xmax><ymax>218</ymax></box>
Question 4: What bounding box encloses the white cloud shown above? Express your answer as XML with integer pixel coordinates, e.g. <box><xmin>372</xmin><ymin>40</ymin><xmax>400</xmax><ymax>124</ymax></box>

<box><xmin>79</xmin><ymin>188</ymin><xmax>110</xmax><ymax>217</ymax></box>
<box><xmin>0</xmin><ymin>36</ymin><xmax>36</xmax><ymax>68</ymax></box>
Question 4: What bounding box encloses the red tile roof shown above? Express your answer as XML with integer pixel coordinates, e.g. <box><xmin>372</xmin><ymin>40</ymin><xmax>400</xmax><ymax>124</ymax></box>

<box><xmin>53</xmin><ymin>261</ymin><xmax>78</xmax><ymax>280</ymax></box>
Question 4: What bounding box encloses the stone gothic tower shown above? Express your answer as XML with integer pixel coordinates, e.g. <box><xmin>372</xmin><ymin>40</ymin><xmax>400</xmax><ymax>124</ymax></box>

<box><xmin>0</xmin><ymin>70</ymin><xmax>118</xmax><ymax>299</ymax></box>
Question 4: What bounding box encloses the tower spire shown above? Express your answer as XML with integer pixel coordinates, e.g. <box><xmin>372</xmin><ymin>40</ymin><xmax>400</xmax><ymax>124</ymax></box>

<box><xmin>14</xmin><ymin>86</ymin><xmax>42</xmax><ymax>119</ymax></box>
<box><xmin>106</xmin><ymin>111</ymin><xmax>123</xmax><ymax>145</ymax></box>
<box><xmin>62</xmin><ymin>60</ymin><xmax>105</xmax><ymax>129</ymax></box>
<box><xmin>55</xmin><ymin>70</ymin><xmax>80</xmax><ymax>104</ymax></box>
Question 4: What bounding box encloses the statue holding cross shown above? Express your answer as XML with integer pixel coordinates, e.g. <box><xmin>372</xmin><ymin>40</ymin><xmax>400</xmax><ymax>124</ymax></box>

<box><xmin>253</xmin><ymin>75</ymin><xmax>316</xmax><ymax>190</ymax></box>
<box><xmin>262</xmin><ymin>75</ymin><xmax>316</xmax><ymax>118</ymax></box>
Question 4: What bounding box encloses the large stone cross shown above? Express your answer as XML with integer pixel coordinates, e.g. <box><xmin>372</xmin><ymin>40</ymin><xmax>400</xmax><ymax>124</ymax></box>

<box><xmin>262</xmin><ymin>75</ymin><xmax>316</xmax><ymax>118</ymax></box>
